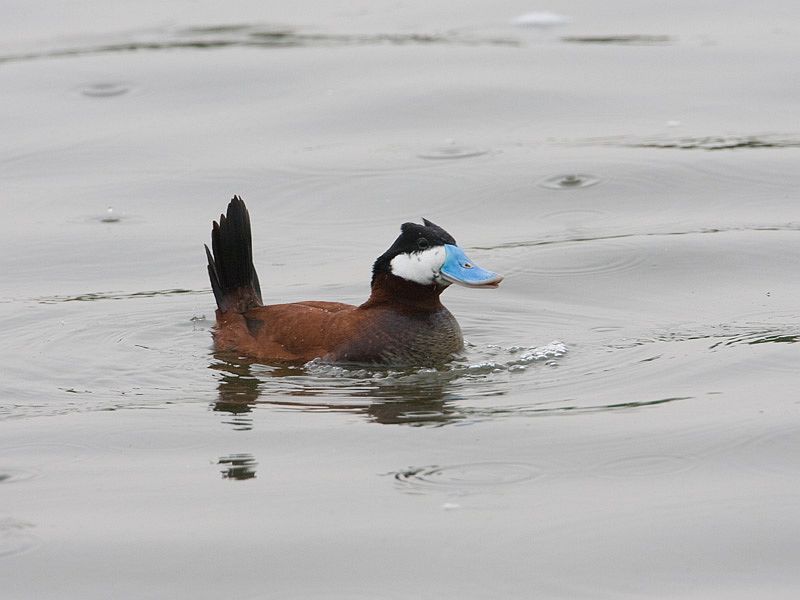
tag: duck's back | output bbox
[213,301,355,362]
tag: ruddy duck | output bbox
[205,196,502,365]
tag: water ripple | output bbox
[473,224,800,251]
[79,82,132,98]
[394,462,542,494]
[0,297,216,419]
[562,35,672,45]
[731,426,800,477]
[461,396,691,419]
[0,518,39,558]
[592,455,695,478]
[0,25,519,64]
[581,133,800,151]
[636,322,800,353]
[709,330,800,348]
[0,468,39,484]
[34,288,207,304]
[509,240,646,277]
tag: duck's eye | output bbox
[417,238,430,250]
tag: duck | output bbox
[205,196,502,365]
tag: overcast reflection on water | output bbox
[2,1,800,598]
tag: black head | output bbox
[372,219,456,285]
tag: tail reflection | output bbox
[210,357,259,431]
[218,453,257,480]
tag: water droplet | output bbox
[394,462,541,493]
[418,140,489,160]
[100,207,121,223]
[80,82,130,98]
[540,173,601,189]
[511,12,571,28]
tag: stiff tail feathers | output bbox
[205,195,263,313]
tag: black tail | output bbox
[205,196,263,313]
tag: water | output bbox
[2,1,800,598]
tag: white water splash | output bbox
[303,341,568,379]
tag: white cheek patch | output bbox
[390,246,446,285]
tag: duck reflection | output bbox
[210,354,463,427]
[218,453,257,480]
[209,360,255,431]
[361,382,462,426]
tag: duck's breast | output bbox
[328,306,463,365]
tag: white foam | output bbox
[514,341,568,364]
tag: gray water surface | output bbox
[2,1,800,598]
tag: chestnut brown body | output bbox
[213,272,463,365]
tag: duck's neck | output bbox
[361,272,445,312]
